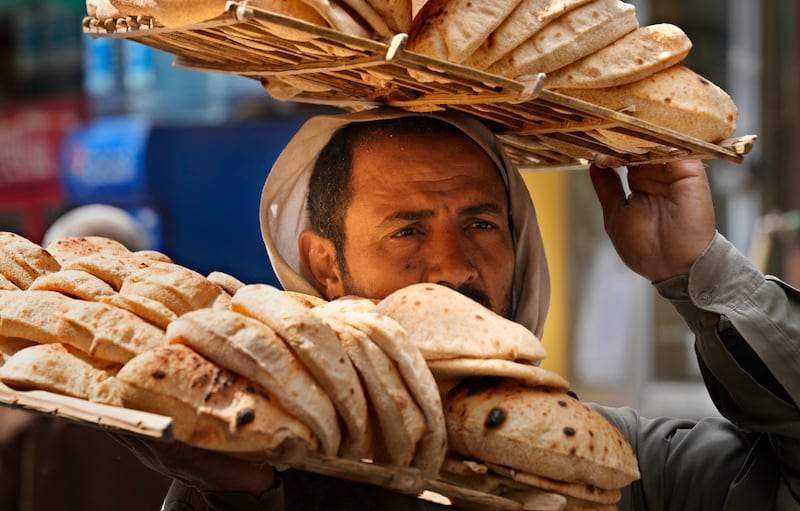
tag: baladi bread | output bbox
[299,0,373,38]
[115,261,229,317]
[116,344,318,454]
[464,0,593,70]
[0,336,37,364]
[406,0,526,64]
[344,311,447,477]
[101,293,178,329]
[374,283,546,363]
[0,343,123,406]
[557,64,738,143]
[365,0,411,34]
[314,309,423,467]
[0,273,20,291]
[444,378,640,490]
[487,0,639,78]
[61,252,158,291]
[45,235,131,265]
[167,307,342,457]
[28,269,117,302]
[0,290,89,347]
[0,232,61,289]
[206,270,245,296]
[231,284,370,460]
[427,358,570,390]
[544,23,692,89]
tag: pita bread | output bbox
[0,273,20,291]
[427,358,570,390]
[28,269,117,302]
[231,284,370,460]
[365,0,411,34]
[487,0,639,78]
[299,0,373,38]
[558,64,738,143]
[131,249,172,263]
[544,24,692,89]
[102,293,178,329]
[0,336,36,364]
[444,378,640,490]
[313,296,377,314]
[58,298,167,363]
[0,343,123,406]
[345,311,447,477]
[61,252,157,291]
[206,270,245,296]
[116,344,318,454]
[486,462,622,505]
[0,232,61,289]
[464,0,593,70]
[0,290,88,347]
[315,310,422,467]
[167,307,342,456]
[45,235,132,265]
[116,261,228,317]
[285,290,329,308]
[407,0,526,64]
[374,283,546,363]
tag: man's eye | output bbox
[392,227,418,238]
[470,220,497,230]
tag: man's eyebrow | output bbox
[459,203,506,217]
[383,210,435,223]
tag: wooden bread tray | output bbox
[0,381,566,510]
[82,1,756,172]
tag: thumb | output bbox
[589,164,626,217]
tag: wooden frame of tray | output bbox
[0,380,567,510]
[82,1,756,172]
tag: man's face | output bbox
[337,129,515,317]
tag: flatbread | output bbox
[544,23,692,89]
[102,293,178,329]
[206,270,245,296]
[0,290,88,347]
[314,309,422,467]
[464,0,593,70]
[116,344,318,454]
[0,273,21,291]
[427,358,570,390]
[299,0,373,38]
[167,307,342,457]
[45,235,132,265]
[406,0,526,64]
[444,378,640,490]
[61,252,157,291]
[365,0,411,34]
[0,232,61,289]
[116,261,229,317]
[346,311,447,477]
[0,343,123,406]
[231,284,370,460]
[285,290,329,309]
[374,283,546,363]
[558,64,738,144]
[0,336,37,364]
[28,269,117,302]
[487,462,622,505]
[487,0,639,78]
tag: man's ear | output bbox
[298,230,345,299]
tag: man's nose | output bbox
[423,232,477,287]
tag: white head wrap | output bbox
[260,108,550,338]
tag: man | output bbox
[140,108,798,510]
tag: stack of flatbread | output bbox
[406,0,737,146]
[0,232,640,507]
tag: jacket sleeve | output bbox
[653,231,800,508]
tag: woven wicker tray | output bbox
[83,1,756,171]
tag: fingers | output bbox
[589,163,627,219]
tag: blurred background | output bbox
[0,0,798,509]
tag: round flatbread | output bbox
[427,358,570,390]
[0,343,122,405]
[167,307,342,456]
[486,462,622,505]
[0,336,37,364]
[0,232,61,289]
[406,0,526,64]
[116,344,318,455]
[444,378,640,490]
[464,0,593,70]
[206,270,245,296]
[231,284,370,460]
[374,283,546,363]
[45,235,132,265]
[487,0,639,78]
[557,64,738,144]
[314,309,422,467]
[102,293,178,329]
[543,23,692,89]
[28,269,117,302]
[61,252,158,291]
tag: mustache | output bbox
[438,281,493,311]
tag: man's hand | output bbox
[589,158,716,283]
[112,433,275,496]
